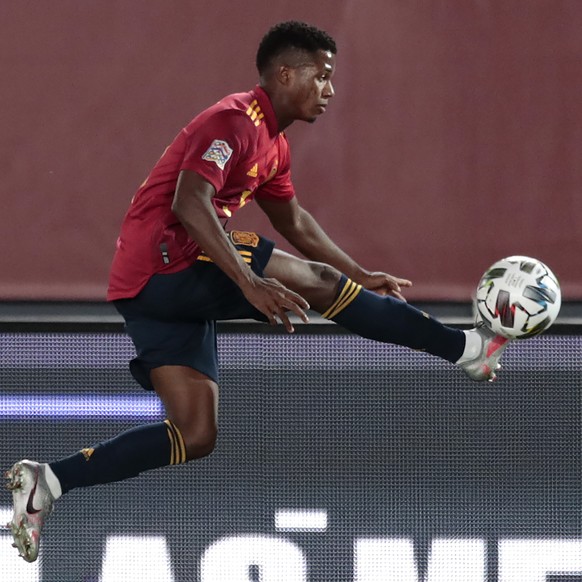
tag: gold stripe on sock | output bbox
[165,420,186,464]
[168,421,187,464]
[325,282,362,320]
[321,279,354,319]
[164,420,177,465]
[321,279,362,319]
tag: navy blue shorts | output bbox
[113,231,274,390]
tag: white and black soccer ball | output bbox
[475,256,561,340]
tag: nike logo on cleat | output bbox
[25,468,41,515]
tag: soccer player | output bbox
[6,21,509,562]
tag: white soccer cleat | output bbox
[5,460,55,562]
[458,323,510,382]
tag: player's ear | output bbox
[276,64,294,87]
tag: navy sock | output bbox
[322,275,465,363]
[49,420,186,494]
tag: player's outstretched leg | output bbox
[323,275,510,382]
[5,460,56,563]
[264,252,510,382]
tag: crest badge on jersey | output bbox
[202,139,233,170]
[230,230,260,247]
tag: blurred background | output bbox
[1,0,580,302]
[1,2,581,581]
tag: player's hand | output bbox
[358,271,412,302]
[241,275,310,333]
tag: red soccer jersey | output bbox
[107,86,294,301]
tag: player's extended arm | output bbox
[257,196,411,300]
[172,170,309,331]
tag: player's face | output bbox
[287,50,336,123]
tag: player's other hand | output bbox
[359,271,412,302]
[241,275,310,333]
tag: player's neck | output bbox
[258,82,295,132]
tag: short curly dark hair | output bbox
[256,21,337,75]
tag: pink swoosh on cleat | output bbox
[486,336,508,357]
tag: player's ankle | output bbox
[455,329,483,365]
[43,464,63,500]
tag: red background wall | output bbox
[2,1,580,300]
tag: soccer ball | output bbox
[475,256,561,339]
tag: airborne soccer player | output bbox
[6,20,509,562]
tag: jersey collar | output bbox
[253,86,280,137]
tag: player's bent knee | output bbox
[313,262,341,287]
[151,366,219,461]
[305,262,341,311]
[181,424,217,461]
